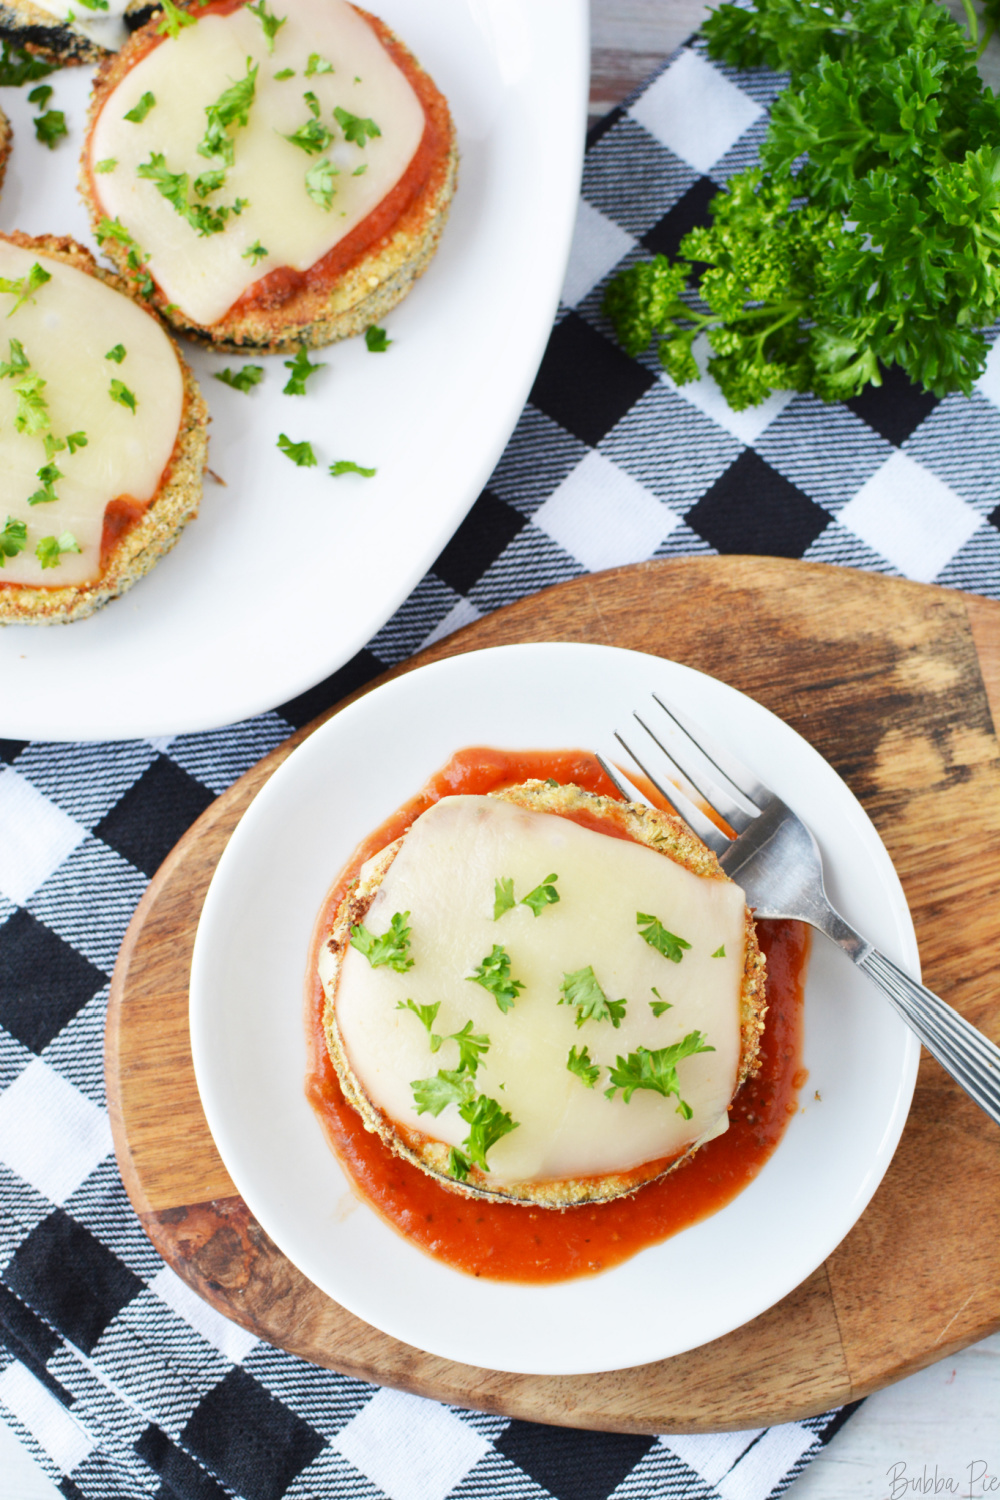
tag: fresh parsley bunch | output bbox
[605,0,1000,408]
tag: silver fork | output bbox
[597,694,1000,1128]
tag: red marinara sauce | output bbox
[304,748,810,1283]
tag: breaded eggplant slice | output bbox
[321,781,767,1207]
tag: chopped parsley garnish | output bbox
[27,84,52,109]
[124,91,156,123]
[447,1148,471,1181]
[0,339,28,378]
[0,41,55,87]
[396,998,442,1051]
[329,460,376,478]
[558,966,627,1029]
[66,431,88,453]
[467,944,524,1014]
[28,462,62,505]
[304,52,333,75]
[35,532,81,569]
[459,1093,518,1172]
[247,0,286,52]
[411,1067,474,1117]
[283,117,332,154]
[334,105,380,146]
[493,877,515,920]
[95,158,117,173]
[242,241,268,264]
[109,379,137,413]
[198,60,258,166]
[155,0,196,38]
[364,324,391,352]
[13,374,50,435]
[304,157,337,211]
[43,434,64,459]
[0,517,27,564]
[352,163,367,176]
[78,0,110,10]
[277,433,317,466]
[567,1045,601,1088]
[95,219,155,299]
[282,345,324,395]
[105,344,127,364]
[604,1031,715,1116]
[0,262,52,316]
[521,873,559,918]
[214,364,264,392]
[636,912,692,964]
[712,945,726,958]
[649,986,672,1018]
[349,910,413,971]
[193,168,226,197]
[303,89,320,118]
[274,67,294,80]
[139,152,247,236]
[447,1020,490,1074]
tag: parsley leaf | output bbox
[521,873,559,918]
[649,986,672,1018]
[447,1020,490,1074]
[13,374,50,435]
[242,241,268,264]
[492,877,515,920]
[305,157,337,210]
[155,0,196,39]
[349,910,414,971]
[467,944,524,1014]
[0,516,27,564]
[277,433,317,466]
[364,324,391,352]
[95,158,117,173]
[305,52,333,75]
[712,945,726,958]
[27,84,52,108]
[567,1044,601,1088]
[283,117,332,154]
[109,379,137,413]
[637,912,691,963]
[558,966,627,1029]
[198,60,257,166]
[247,0,285,52]
[395,998,442,1052]
[95,220,155,299]
[604,1031,715,1115]
[66,431,88,453]
[0,339,29,378]
[43,435,64,459]
[274,67,294,80]
[35,532,81,569]
[334,105,380,146]
[214,365,264,392]
[282,346,324,395]
[411,1067,475,1117]
[0,262,51,316]
[124,91,156,123]
[329,460,376,477]
[28,461,62,506]
[193,169,226,197]
[0,41,54,87]
[105,344,127,364]
[447,1147,471,1181]
[303,89,320,118]
[458,1093,518,1172]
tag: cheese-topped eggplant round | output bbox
[0,233,207,624]
[319,782,767,1206]
[81,0,457,351]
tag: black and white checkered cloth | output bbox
[2,34,997,1500]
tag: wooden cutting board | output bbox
[105,556,1000,1434]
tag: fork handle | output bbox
[847,943,1000,1126]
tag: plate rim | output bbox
[189,640,921,1375]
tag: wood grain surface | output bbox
[106,556,1000,1434]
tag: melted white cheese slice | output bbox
[0,242,184,588]
[88,0,426,327]
[326,795,748,1186]
[28,0,130,51]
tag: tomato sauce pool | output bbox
[304,748,809,1283]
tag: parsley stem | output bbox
[960,0,979,46]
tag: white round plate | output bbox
[0,2,587,741]
[189,642,920,1376]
